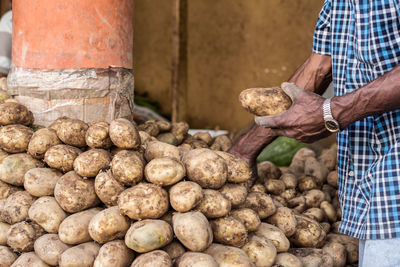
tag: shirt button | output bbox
[349,171,354,176]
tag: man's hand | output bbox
[255,82,331,143]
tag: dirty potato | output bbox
[111,150,143,186]
[172,211,213,252]
[242,235,277,267]
[28,196,67,233]
[175,252,218,267]
[239,87,292,116]
[289,215,326,248]
[255,223,290,253]
[85,121,113,149]
[118,183,169,220]
[24,168,62,197]
[196,189,231,219]
[145,157,185,186]
[94,170,126,207]
[27,128,61,159]
[162,241,186,259]
[211,216,248,247]
[219,183,248,207]
[230,208,261,232]
[56,118,88,148]
[2,191,36,224]
[34,234,70,266]
[9,252,49,267]
[266,207,297,237]
[169,181,203,213]
[88,206,130,244]
[109,118,141,149]
[93,240,134,267]
[0,125,33,153]
[205,243,254,267]
[241,191,276,219]
[73,149,111,177]
[130,250,172,267]
[58,242,100,267]
[54,171,100,213]
[183,148,228,189]
[0,245,17,267]
[7,221,45,252]
[125,219,173,253]
[44,145,82,173]
[0,102,33,126]
[145,140,181,161]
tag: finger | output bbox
[254,115,280,128]
[281,82,304,100]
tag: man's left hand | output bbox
[255,82,331,143]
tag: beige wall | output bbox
[134,0,324,132]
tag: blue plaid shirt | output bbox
[313,0,400,239]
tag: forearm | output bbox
[332,64,400,129]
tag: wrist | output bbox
[330,94,356,129]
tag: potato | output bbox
[85,121,113,149]
[297,175,318,192]
[7,221,45,252]
[183,135,209,149]
[183,148,227,189]
[34,234,70,266]
[327,170,338,188]
[193,132,213,145]
[219,183,248,207]
[320,222,331,233]
[44,145,82,173]
[280,188,297,201]
[109,118,141,149]
[239,87,292,116]
[2,191,36,224]
[169,181,203,212]
[265,179,286,195]
[125,219,173,253]
[171,122,189,144]
[257,161,281,181]
[88,206,130,243]
[344,242,358,264]
[59,242,100,267]
[0,245,18,267]
[138,121,160,137]
[205,243,255,267]
[320,201,337,223]
[58,208,102,245]
[176,252,218,267]
[48,117,70,132]
[93,240,134,267]
[153,120,170,132]
[24,168,62,197]
[319,147,337,171]
[56,118,88,148]
[211,216,247,247]
[322,242,346,267]
[288,148,316,176]
[27,128,61,159]
[231,208,261,232]
[289,248,334,267]
[157,132,178,146]
[0,222,10,245]
[325,233,359,247]
[274,252,303,267]
[0,102,33,126]
[242,235,276,267]
[215,151,251,183]
[145,141,180,161]
[162,241,186,259]
[210,135,232,152]
[304,189,326,208]
[172,211,213,252]
[145,157,185,186]
[28,196,67,233]
[280,173,298,189]
[54,171,100,213]
[302,208,325,222]
[94,170,126,206]
[118,183,169,220]
[0,180,20,199]
[130,250,172,267]
[0,153,43,186]
[304,157,329,185]
[255,223,290,252]
[241,191,276,219]
[73,149,111,177]
[10,252,50,267]
[196,189,231,218]
[250,183,266,193]
[266,207,297,237]
[289,215,326,248]
[111,150,144,186]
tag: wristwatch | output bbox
[322,98,340,133]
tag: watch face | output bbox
[325,120,340,133]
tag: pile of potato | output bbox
[0,100,358,267]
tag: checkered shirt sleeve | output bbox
[312,0,331,56]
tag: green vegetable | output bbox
[257,136,306,166]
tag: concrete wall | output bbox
[134,0,324,132]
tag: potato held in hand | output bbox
[239,87,292,116]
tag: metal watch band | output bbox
[323,98,340,132]
[323,98,333,120]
